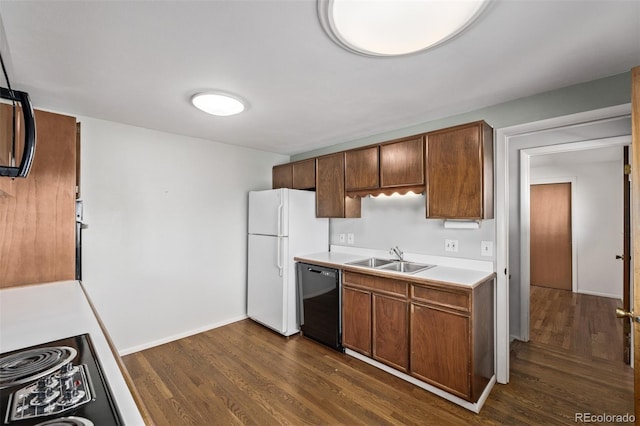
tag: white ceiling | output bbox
[0,0,638,156]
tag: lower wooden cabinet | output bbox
[410,303,470,398]
[373,294,409,372]
[342,286,372,356]
[342,270,494,403]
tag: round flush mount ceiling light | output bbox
[318,0,489,57]
[191,92,246,116]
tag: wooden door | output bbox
[623,146,631,364]
[530,183,572,291]
[272,163,292,189]
[372,294,408,372]
[425,121,493,219]
[379,136,424,188]
[630,65,640,419]
[292,158,315,190]
[0,109,77,288]
[410,303,471,399]
[345,146,379,192]
[342,286,372,356]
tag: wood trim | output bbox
[623,145,631,365]
[630,64,640,419]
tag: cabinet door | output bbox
[292,159,316,190]
[380,136,424,188]
[272,163,292,189]
[342,286,372,356]
[0,109,77,288]
[426,121,493,219]
[373,294,408,372]
[345,146,379,192]
[316,153,361,218]
[410,303,471,400]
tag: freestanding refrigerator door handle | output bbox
[277,199,284,237]
[277,237,283,277]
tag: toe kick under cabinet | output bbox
[342,270,494,403]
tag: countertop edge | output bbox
[294,254,496,289]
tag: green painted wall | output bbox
[291,71,631,161]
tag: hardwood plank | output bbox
[124,317,633,425]
[530,285,623,362]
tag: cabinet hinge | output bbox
[624,164,631,175]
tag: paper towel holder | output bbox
[443,219,481,229]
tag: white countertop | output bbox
[295,247,495,288]
[0,280,145,425]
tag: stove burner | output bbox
[34,417,94,426]
[0,347,77,389]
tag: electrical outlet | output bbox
[445,239,459,253]
[347,233,355,245]
[481,241,493,257]
[339,233,346,243]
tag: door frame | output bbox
[519,137,629,342]
[495,103,631,384]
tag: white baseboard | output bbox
[577,289,622,300]
[118,315,248,356]
[345,349,496,413]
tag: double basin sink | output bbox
[346,257,435,275]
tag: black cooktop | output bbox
[0,334,123,426]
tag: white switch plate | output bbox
[445,239,459,252]
[347,233,355,245]
[481,241,493,257]
[339,233,346,243]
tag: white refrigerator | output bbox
[247,188,329,336]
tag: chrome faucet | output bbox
[390,246,404,262]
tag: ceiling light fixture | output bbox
[318,0,489,57]
[191,92,246,116]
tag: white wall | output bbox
[78,116,288,354]
[330,194,495,261]
[530,160,623,299]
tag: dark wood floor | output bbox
[529,285,624,362]
[123,315,633,425]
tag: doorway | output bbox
[494,104,632,384]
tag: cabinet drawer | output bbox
[411,285,470,312]
[343,271,408,298]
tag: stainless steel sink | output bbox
[346,258,435,275]
[347,257,394,268]
[378,261,435,274]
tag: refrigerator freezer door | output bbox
[247,234,292,334]
[248,189,289,236]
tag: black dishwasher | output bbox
[297,262,343,352]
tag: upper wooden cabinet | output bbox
[425,121,493,219]
[316,153,361,218]
[380,136,425,189]
[292,158,316,189]
[272,163,292,189]
[1,109,77,288]
[345,146,379,192]
[272,159,316,190]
